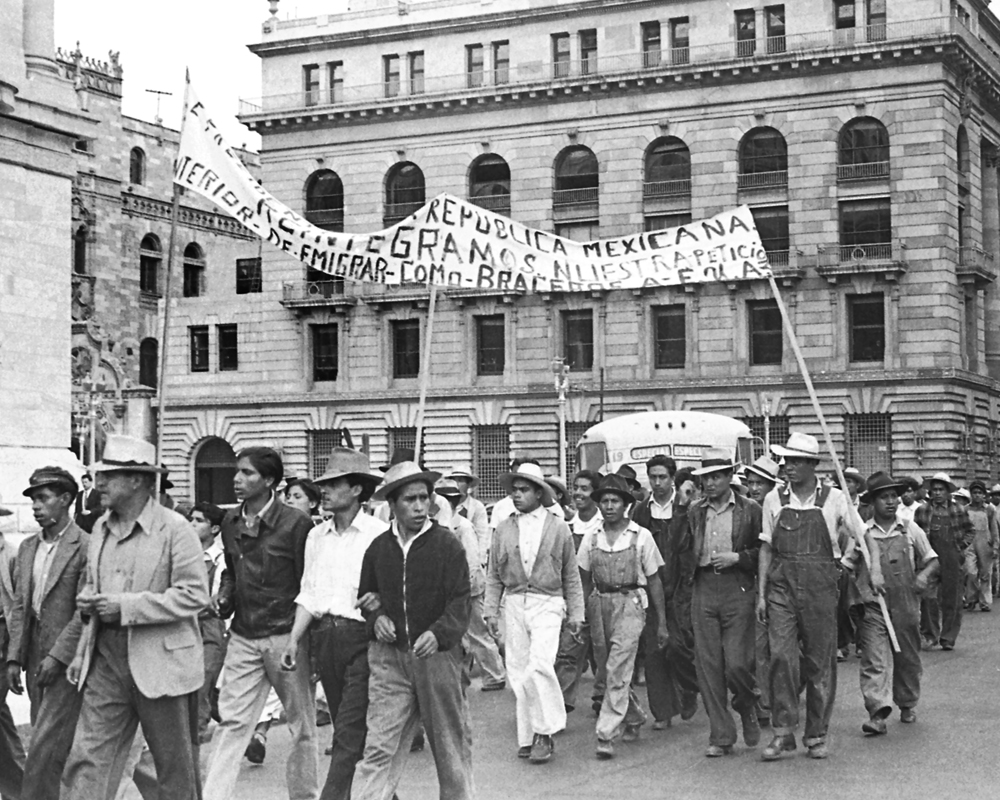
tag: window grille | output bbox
[309,429,345,479]
[844,413,892,476]
[388,426,423,460]
[473,424,511,501]
[743,415,790,460]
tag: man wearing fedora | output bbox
[448,467,489,562]
[843,473,939,735]
[490,458,565,533]
[277,447,385,800]
[687,449,763,757]
[61,434,209,800]
[963,480,997,613]
[0,496,26,800]
[6,467,88,800]
[484,462,584,764]
[351,461,473,800]
[915,473,974,651]
[578,474,668,759]
[756,432,878,761]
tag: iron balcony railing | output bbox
[737,170,788,190]
[959,246,996,269]
[642,179,692,199]
[468,194,511,213]
[552,186,598,207]
[839,242,894,262]
[837,161,890,182]
[383,201,425,224]
[282,280,347,303]
[765,249,790,267]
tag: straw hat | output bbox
[744,456,783,485]
[924,472,957,493]
[859,472,908,505]
[434,478,463,499]
[591,474,636,505]
[843,467,865,486]
[314,447,380,487]
[499,463,554,506]
[953,487,971,503]
[372,461,441,503]
[771,432,821,461]
[92,435,166,474]
[447,466,479,489]
[692,447,737,477]
[544,475,569,501]
[0,494,11,517]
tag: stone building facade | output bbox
[163,0,1000,503]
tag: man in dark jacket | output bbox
[352,461,473,800]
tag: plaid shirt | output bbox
[913,501,974,551]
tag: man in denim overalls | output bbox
[756,433,878,761]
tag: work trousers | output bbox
[61,628,199,800]
[0,654,25,800]
[203,632,318,800]
[590,591,647,741]
[314,618,370,800]
[921,526,965,648]
[198,616,228,736]
[465,594,506,688]
[964,542,994,611]
[504,593,566,746]
[351,641,474,800]
[554,619,590,709]
[644,590,699,724]
[859,601,922,716]
[691,570,758,747]
[755,616,770,719]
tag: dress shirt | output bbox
[99,498,158,594]
[576,521,664,585]
[699,492,736,567]
[32,522,70,614]
[393,517,433,558]
[517,505,548,576]
[203,538,226,598]
[761,484,854,558]
[490,494,564,532]
[649,494,674,521]
[897,502,916,524]
[296,510,388,621]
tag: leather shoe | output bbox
[517,745,532,759]
[680,693,699,721]
[808,742,829,759]
[245,732,266,764]
[622,724,640,743]
[760,733,796,761]
[705,744,733,757]
[595,739,615,759]
[529,733,553,764]
[900,708,917,724]
[862,716,887,736]
[652,719,670,731]
[481,681,506,692]
[741,711,761,747]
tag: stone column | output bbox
[23,0,58,74]
[982,148,1000,378]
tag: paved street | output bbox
[107,608,998,800]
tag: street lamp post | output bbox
[762,393,771,454]
[552,358,570,479]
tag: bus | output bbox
[576,411,756,488]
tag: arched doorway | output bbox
[194,437,237,505]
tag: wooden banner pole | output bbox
[413,281,438,465]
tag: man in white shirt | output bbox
[489,458,565,533]
[280,448,385,800]
[448,467,490,565]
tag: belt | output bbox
[100,620,126,632]
[696,564,733,575]
[315,615,366,629]
[594,584,642,595]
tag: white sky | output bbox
[56,0,1000,154]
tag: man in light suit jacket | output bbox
[6,467,89,800]
[0,498,25,800]
[61,435,209,800]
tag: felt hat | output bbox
[744,456,783,486]
[315,447,380,487]
[379,448,416,473]
[615,464,642,492]
[446,466,479,489]
[859,472,909,505]
[843,467,865,486]
[692,447,737,477]
[499,463,554,506]
[771,432,821,461]
[92,435,166,474]
[22,466,78,498]
[372,461,442,503]
[591,474,636,505]
[969,479,988,494]
[434,478,463,499]
[924,472,957,493]
[902,476,923,492]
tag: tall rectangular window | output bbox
[466,44,484,87]
[182,263,204,298]
[849,293,885,362]
[749,300,782,366]
[236,257,262,294]
[218,324,238,372]
[580,29,598,75]
[840,198,891,260]
[476,315,505,375]
[408,51,424,94]
[139,252,159,295]
[552,33,571,78]
[312,323,339,381]
[304,63,320,105]
[867,0,886,39]
[392,319,420,378]
[736,9,757,56]
[765,5,786,53]
[309,429,345,478]
[653,305,685,369]
[189,326,209,373]
[383,54,400,97]
[750,206,790,264]
[328,61,344,103]
[564,310,594,371]
[492,40,510,84]
[473,424,511,501]
[845,413,892,475]
[645,212,693,232]
[835,0,856,29]
[670,17,690,64]
[641,21,661,67]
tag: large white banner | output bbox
[175,82,773,291]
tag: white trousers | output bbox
[504,593,567,747]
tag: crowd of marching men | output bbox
[0,429,995,800]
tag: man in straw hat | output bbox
[61,435,209,799]
[278,447,385,800]
[0,495,26,800]
[756,432,880,761]
[687,449,763,757]
[578,474,669,759]
[6,467,88,800]
[963,480,997,613]
[843,472,939,735]
[447,466,489,562]
[351,461,474,800]
[915,473,973,651]
[484,462,584,764]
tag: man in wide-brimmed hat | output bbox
[484,462,583,764]
[963,479,998,613]
[6,467,88,800]
[578,474,668,760]
[914,472,973,651]
[489,458,565,532]
[447,466,489,566]
[756,432,877,762]
[277,447,386,800]
[686,449,762,757]
[352,462,473,800]
[843,472,939,735]
[62,435,208,800]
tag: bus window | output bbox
[578,441,607,472]
[738,437,756,465]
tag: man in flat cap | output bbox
[6,467,88,800]
[0,496,25,800]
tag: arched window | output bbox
[194,437,238,505]
[838,117,889,180]
[738,127,787,189]
[139,338,158,388]
[182,243,205,298]
[139,234,161,295]
[643,137,691,198]
[554,146,599,207]
[384,162,425,225]
[304,169,345,232]
[73,225,88,275]
[130,147,146,185]
[468,154,511,214]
